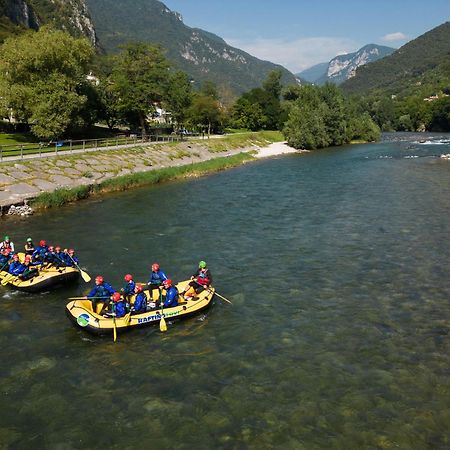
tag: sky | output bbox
[162,0,450,73]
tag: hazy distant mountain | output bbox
[342,22,450,95]
[298,44,395,85]
[85,0,298,96]
[296,62,328,83]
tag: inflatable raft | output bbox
[65,280,215,335]
[0,265,79,292]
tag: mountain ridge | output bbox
[297,44,395,85]
[342,22,450,95]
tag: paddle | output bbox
[68,296,111,301]
[113,312,117,342]
[68,254,91,283]
[191,280,233,305]
[159,287,167,332]
[209,289,233,305]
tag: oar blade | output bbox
[160,316,167,332]
[113,318,117,342]
[80,270,91,283]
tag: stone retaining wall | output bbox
[0,141,254,215]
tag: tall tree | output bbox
[0,26,94,139]
[164,71,193,130]
[187,95,222,136]
[111,42,170,137]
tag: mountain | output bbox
[0,0,96,44]
[85,0,298,96]
[342,22,450,95]
[296,62,328,83]
[298,44,395,85]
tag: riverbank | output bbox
[0,132,298,215]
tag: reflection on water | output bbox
[0,133,449,448]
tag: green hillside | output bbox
[342,22,450,97]
[85,0,297,96]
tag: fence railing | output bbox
[0,133,188,161]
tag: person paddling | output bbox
[132,284,147,313]
[63,248,79,267]
[162,279,179,307]
[8,254,25,276]
[32,240,48,262]
[182,260,212,299]
[19,255,40,280]
[121,274,136,298]
[87,275,116,313]
[147,263,168,301]
[0,236,15,254]
[0,249,12,272]
[110,292,127,318]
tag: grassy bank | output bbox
[31,152,255,210]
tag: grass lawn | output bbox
[0,133,38,146]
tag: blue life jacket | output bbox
[122,280,136,295]
[87,282,116,299]
[114,301,127,318]
[149,269,168,285]
[32,245,48,261]
[133,292,147,312]
[9,261,25,275]
[164,286,179,307]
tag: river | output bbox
[1,133,449,449]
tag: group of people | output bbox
[0,235,80,280]
[87,260,213,318]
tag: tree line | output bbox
[7,26,445,150]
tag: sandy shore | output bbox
[255,141,305,158]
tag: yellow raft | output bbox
[0,265,80,292]
[65,280,215,336]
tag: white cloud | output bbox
[381,32,408,42]
[225,36,359,73]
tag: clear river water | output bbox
[0,133,449,449]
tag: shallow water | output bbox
[1,133,449,449]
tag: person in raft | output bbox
[32,240,48,262]
[182,260,212,299]
[147,263,168,301]
[8,254,25,276]
[52,246,66,267]
[121,274,136,300]
[132,283,147,313]
[0,248,12,272]
[24,238,35,256]
[162,279,179,307]
[87,275,116,313]
[63,248,79,267]
[19,255,40,280]
[0,236,15,254]
[110,292,127,318]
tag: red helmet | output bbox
[135,283,143,292]
[55,246,61,251]
[112,292,121,302]
[39,240,46,247]
[12,254,19,261]
[124,274,133,281]
[95,275,104,284]
[162,279,172,288]
[48,246,54,251]
[24,255,32,262]
[151,263,160,271]
[68,249,74,255]
[4,248,11,255]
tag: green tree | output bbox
[429,97,450,131]
[0,26,94,139]
[164,71,193,130]
[111,42,170,137]
[187,95,222,136]
[230,97,267,131]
